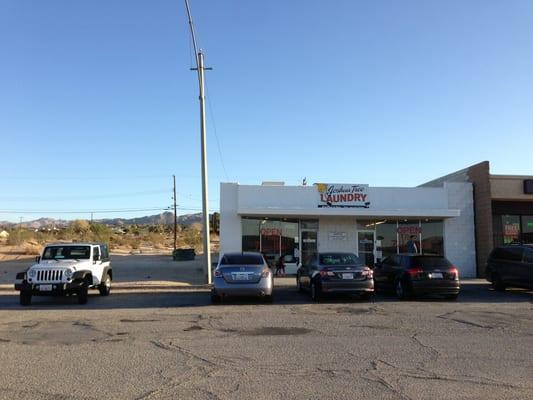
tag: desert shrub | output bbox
[71,220,91,235]
[180,227,202,250]
[23,242,42,255]
[7,229,35,246]
[90,223,112,243]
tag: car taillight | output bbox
[361,267,373,279]
[214,270,223,278]
[407,267,424,278]
[319,270,335,277]
[261,269,271,278]
[449,267,459,280]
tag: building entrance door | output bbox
[301,231,317,266]
[357,231,375,266]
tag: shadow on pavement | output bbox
[0,282,531,310]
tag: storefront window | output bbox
[398,220,421,253]
[241,218,261,252]
[421,220,444,255]
[375,220,398,258]
[502,215,520,244]
[242,218,299,267]
[521,215,533,244]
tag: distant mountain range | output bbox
[0,212,205,229]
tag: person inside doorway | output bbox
[275,256,286,277]
[406,235,418,253]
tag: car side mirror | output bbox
[93,254,100,262]
[35,256,41,263]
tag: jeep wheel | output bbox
[78,285,88,305]
[98,273,111,296]
[20,291,32,306]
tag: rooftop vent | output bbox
[261,181,285,186]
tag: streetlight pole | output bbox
[185,0,212,284]
[197,51,212,284]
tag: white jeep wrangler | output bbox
[15,242,112,305]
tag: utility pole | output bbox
[185,0,212,284]
[173,174,178,251]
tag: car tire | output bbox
[210,290,221,304]
[98,273,111,296]
[311,280,321,302]
[492,274,506,292]
[446,293,459,301]
[360,292,373,301]
[77,284,89,305]
[20,290,32,306]
[264,294,274,303]
[395,279,411,300]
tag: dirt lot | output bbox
[0,253,207,287]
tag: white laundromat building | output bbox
[219,181,477,277]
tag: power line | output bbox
[0,174,174,181]
[204,83,230,181]
[0,189,170,201]
[0,207,170,215]
[0,206,217,215]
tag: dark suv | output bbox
[374,254,460,300]
[486,245,533,291]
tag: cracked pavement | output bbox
[0,283,531,399]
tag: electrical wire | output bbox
[205,83,230,181]
[0,190,171,202]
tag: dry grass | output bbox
[23,242,42,255]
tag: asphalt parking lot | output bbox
[0,281,532,400]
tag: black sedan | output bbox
[296,252,374,301]
[373,254,460,300]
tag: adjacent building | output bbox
[219,162,532,279]
[421,161,533,277]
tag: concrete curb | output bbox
[0,283,211,292]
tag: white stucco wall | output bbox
[443,182,477,277]
[220,181,476,277]
[220,183,242,255]
[317,217,358,253]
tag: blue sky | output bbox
[1,0,532,223]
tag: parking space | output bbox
[0,282,532,400]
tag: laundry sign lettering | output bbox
[315,183,370,208]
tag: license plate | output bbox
[342,273,354,280]
[234,273,249,281]
[39,284,53,291]
[430,272,443,279]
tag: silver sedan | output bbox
[211,252,273,303]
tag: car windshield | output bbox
[42,246,91,260]
[413,256,452,268]
[319,253,363,266]
[220,254,264,265]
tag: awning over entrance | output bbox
[238,208,460,219]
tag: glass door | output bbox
[357,231,375,266]
[301,231,317,267]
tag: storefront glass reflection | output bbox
[502,215,521,244]
[398,220,421,253]
[241,218,299,267]
[375,220,398,258]
[421,220,444,255]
